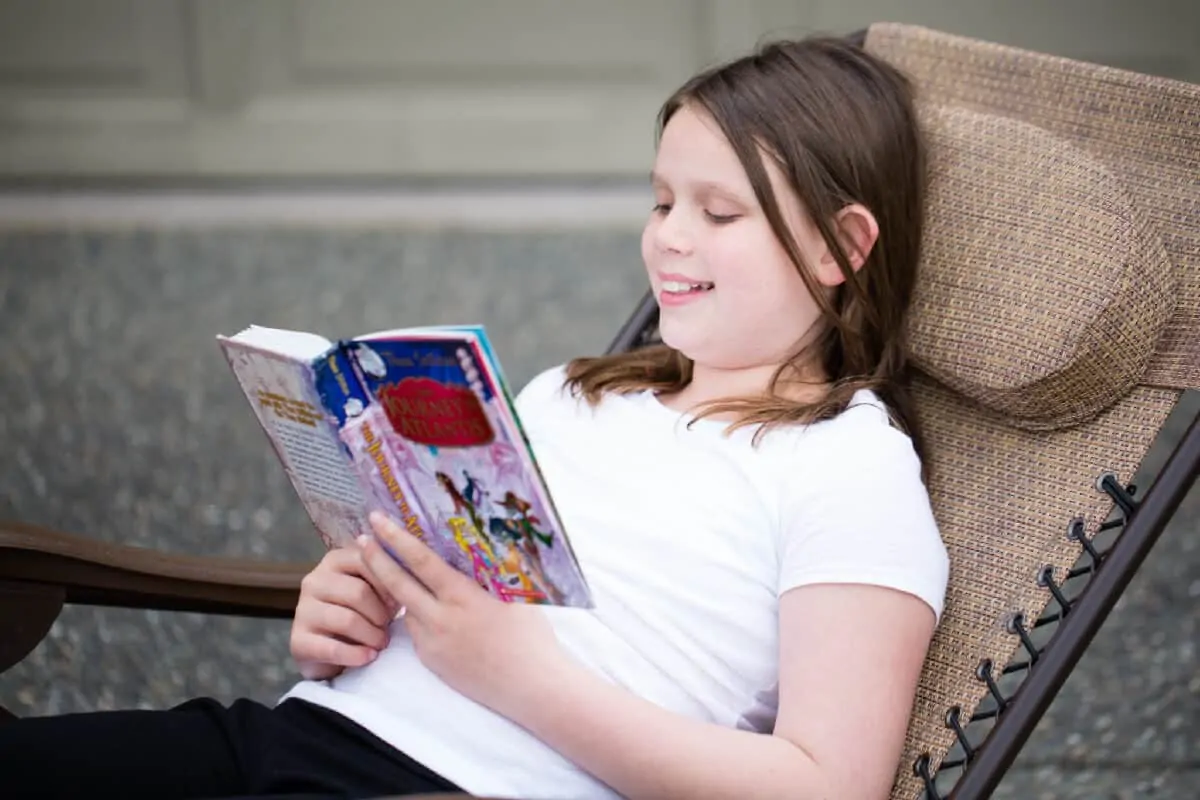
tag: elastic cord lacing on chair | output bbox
[913,473,1139,799]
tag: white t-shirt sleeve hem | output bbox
[779,565,946,623]
[774,402,949,628]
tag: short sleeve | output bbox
[776,409,949,622]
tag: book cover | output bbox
[347,330,591,608]
[218,324,592,609]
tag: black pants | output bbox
[0,696,464,799]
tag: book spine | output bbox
[335,342,437,544]
[339,406,435,542]
[312,346,370,426]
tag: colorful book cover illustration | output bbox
[217,325,592,609]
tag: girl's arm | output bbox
[359,512,938,800]
[500,582,937,800]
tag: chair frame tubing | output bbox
[946,413,1200,798]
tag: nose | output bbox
[652,206,692,255]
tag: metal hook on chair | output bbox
[912,753,943,800]
[945,706,975,764]
[1095,472,1139,521]
[1006,613,1039,666]
[976,658,1008,714]
[1038,565,1071,617]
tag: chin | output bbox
[659,327,773,374]
[657,322,696,354]
[658,326,713,366]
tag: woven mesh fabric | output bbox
[861,24,1200,797]
[911,104,1173,428]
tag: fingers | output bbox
[306,568,394,630]
[329,600,391,649]
[291,630,380,673]
[344,550,405,620]
[358,528,438,621]
[290,591,389,675]
[366,511,463,599]
[297,660,343,682]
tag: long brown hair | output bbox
[565,36,928,463]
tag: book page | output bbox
[220,342,370,548]
[266,400,364,506]
[221,325,334,361]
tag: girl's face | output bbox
[642,104,832,378]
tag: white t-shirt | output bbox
[283,365,949,799]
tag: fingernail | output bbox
[371,510,402,533]
[356,534,370,548]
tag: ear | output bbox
[814,203,879,287]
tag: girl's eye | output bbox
[705,210,740,224]
[652,203,672,215]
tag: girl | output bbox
[4,34,949,800]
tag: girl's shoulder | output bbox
[754,388,922,484]
[832,389,910,445]
[761,388,908,449]
[513,364,576,416]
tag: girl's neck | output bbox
[657,360,830,418]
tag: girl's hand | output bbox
[290,544,401,681]
[359,511,565,716]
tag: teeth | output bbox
[662,280,713,292]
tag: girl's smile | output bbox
[657,272,715,306]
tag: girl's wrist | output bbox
[494,644,586,727]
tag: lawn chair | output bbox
[2,22,1198,800]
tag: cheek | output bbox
[640,223,659,274]
[713,236,821,334]
[708,231,800,300]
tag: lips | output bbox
[656,273,714,307]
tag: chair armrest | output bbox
[0,520,312,676]
[0,520,310,618]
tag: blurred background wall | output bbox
[0,0,1197,183]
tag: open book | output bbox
[217,324,592,608]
